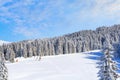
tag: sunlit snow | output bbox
[6,50,102,80]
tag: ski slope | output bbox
[6,50,101,80]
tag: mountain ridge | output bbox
[0,40,10,45]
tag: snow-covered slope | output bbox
[6,50,101,80]
[0,40,10,45]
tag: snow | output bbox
[6,50,101,80]
[0,40,10,45]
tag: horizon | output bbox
[0,0,120,42]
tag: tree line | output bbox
[1,24,120,62]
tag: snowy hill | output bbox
[0,40,10,45]
[6,50,101,80]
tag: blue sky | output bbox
[0,0,120,42]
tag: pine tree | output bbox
[0,51,8,80]
[1,25,120,59]
[9,49,15,63]
[113,43,120,58]
[98,48,119,80]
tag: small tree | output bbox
[98,48,119,80]
[0,51,8,80]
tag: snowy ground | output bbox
[6,50,101,80]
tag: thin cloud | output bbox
[14,26,42,38]
[91,0,120,17]
[63,0,120,28]
[0,0,120,39]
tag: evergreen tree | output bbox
[113,43,120,58]
[9,49,15,63]
[0,51,8,80]
[6,48,15,63]
[98,48,119,80]
[1,24,120,61]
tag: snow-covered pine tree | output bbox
[113,43,120,58]
[0,51,8,80]
[98,48,119,80]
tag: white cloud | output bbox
[0,0,53,38]
[0,0,120,39]
[63,0,120,29]
[91,0,120,17]
[14,26,42,38]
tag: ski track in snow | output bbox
[6,50,101,80]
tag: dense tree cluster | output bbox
[1,25,120,62]
[0,51,8,80]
